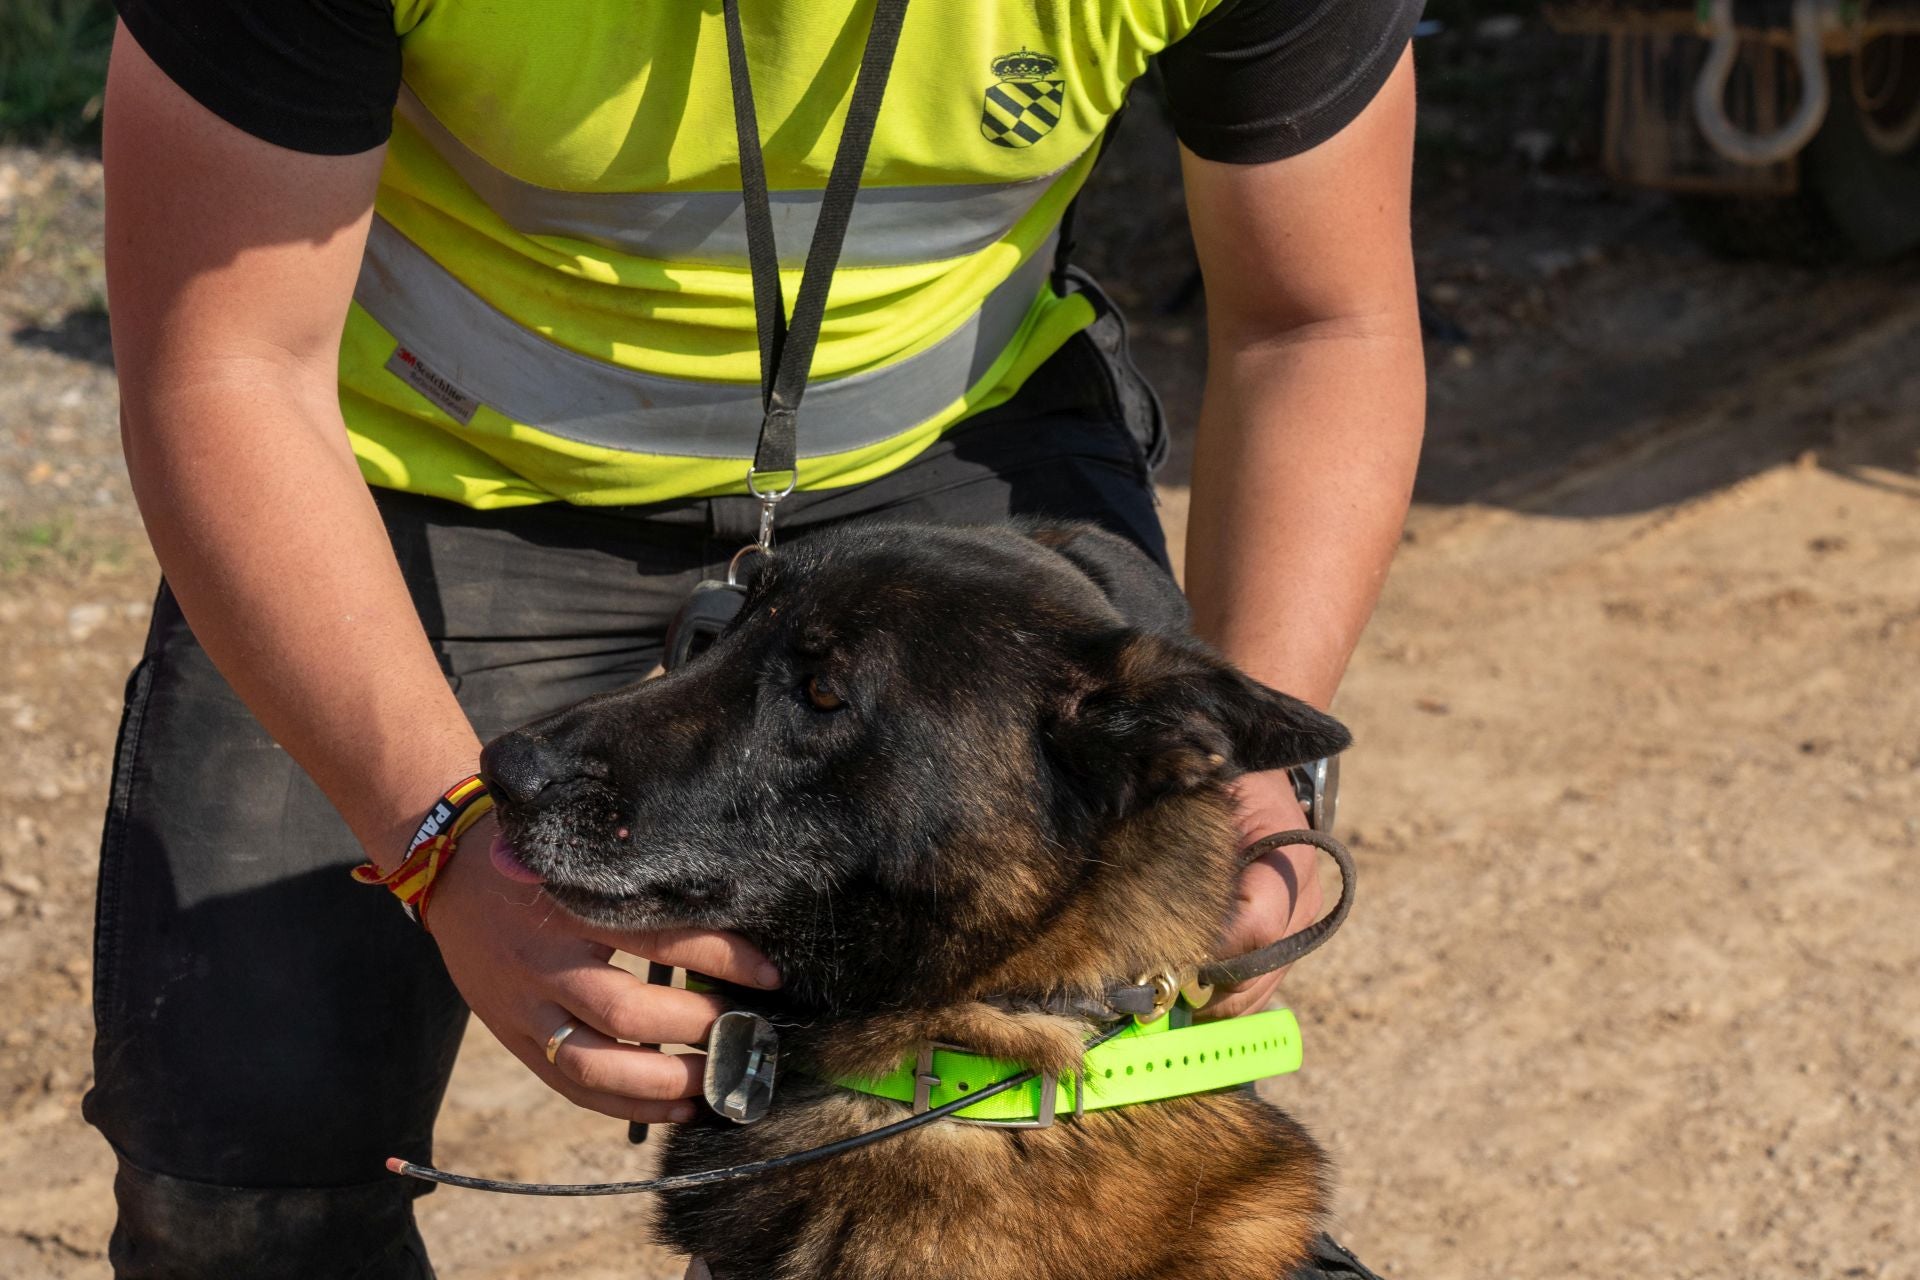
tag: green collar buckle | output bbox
[833,1006,1304,1129]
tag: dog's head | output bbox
[481,522,1348,1014]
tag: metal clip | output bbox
[743,460,798,555]
[1289,756,1340,834]
[1180,972,1215,1012]
[1134,968,1183,1025]
[755,493,779,551]
[702,1011,780,1125]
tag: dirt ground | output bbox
[3,35,1918,1278]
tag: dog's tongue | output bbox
[489,833,546,885]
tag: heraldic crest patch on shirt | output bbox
[981,48,1065,148]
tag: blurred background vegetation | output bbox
[0,0,115,144]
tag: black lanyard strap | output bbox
[721,0,912,495]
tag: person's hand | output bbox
[423,812,782,1123]
[1199,768,1321,1020]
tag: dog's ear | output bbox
[1052,630,1351,813]
[1022,521,1191,636]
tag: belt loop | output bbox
[911,1044,940,1114]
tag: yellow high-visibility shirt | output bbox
[118,0,1421,508]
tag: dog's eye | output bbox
[804,675,846,712]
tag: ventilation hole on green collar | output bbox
[957,1081,970,1092]
[1104,1068,1113,1079]
[1145,1061,1154,1072]
[1182,1056,1190,1065]
[1164,1059,1172,1069]
[1125,1065,1134,1076]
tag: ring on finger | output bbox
[544,1017,584,1065]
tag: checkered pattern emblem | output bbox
[981,49,1064,149]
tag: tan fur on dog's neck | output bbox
[663,782,1329,1280]
[803,790,1244,1082]
[978,789,1242,997]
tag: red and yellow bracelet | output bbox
[351,774,494,926]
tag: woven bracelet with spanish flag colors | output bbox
[351,774,494,926]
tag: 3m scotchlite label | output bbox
[383,346,481,425]
[397,85,1069,268]
[354,216,1056,457]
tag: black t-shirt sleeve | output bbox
[115,0,401,155]
[1160,0,1423,164]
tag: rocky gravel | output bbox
[1,146,133,571]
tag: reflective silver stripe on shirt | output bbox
[353,216,1057,458]
[396,85,1068,268]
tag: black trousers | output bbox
[85,300,1382,1279]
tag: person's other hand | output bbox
[424,813,781,1123]
[1200,769,1320,1020]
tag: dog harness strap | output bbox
[722,0,912,483]
[834,1008,1304,1124]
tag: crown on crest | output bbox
[991,48,1058,80]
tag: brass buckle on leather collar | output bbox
[1133,966,1212,1024]
[911,1042,1061,1129]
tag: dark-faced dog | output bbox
[480,521,1351,1280]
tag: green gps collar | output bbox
[831,1007,1303,1128]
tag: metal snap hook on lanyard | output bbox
[730,457,794,588]
[744,453,797,555]
[661,0,910,674]
[720,0,910,555]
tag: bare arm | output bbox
[105,23,775,1119]
[1181,51,1425,1015]
[105,22,475,862]
[1183,49,1425,707]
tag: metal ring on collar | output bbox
[1131,968,1183,1025]
[544,1018,584,1065]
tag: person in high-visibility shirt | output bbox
[91,1,1426,1275]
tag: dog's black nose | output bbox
[480,731,582,807]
